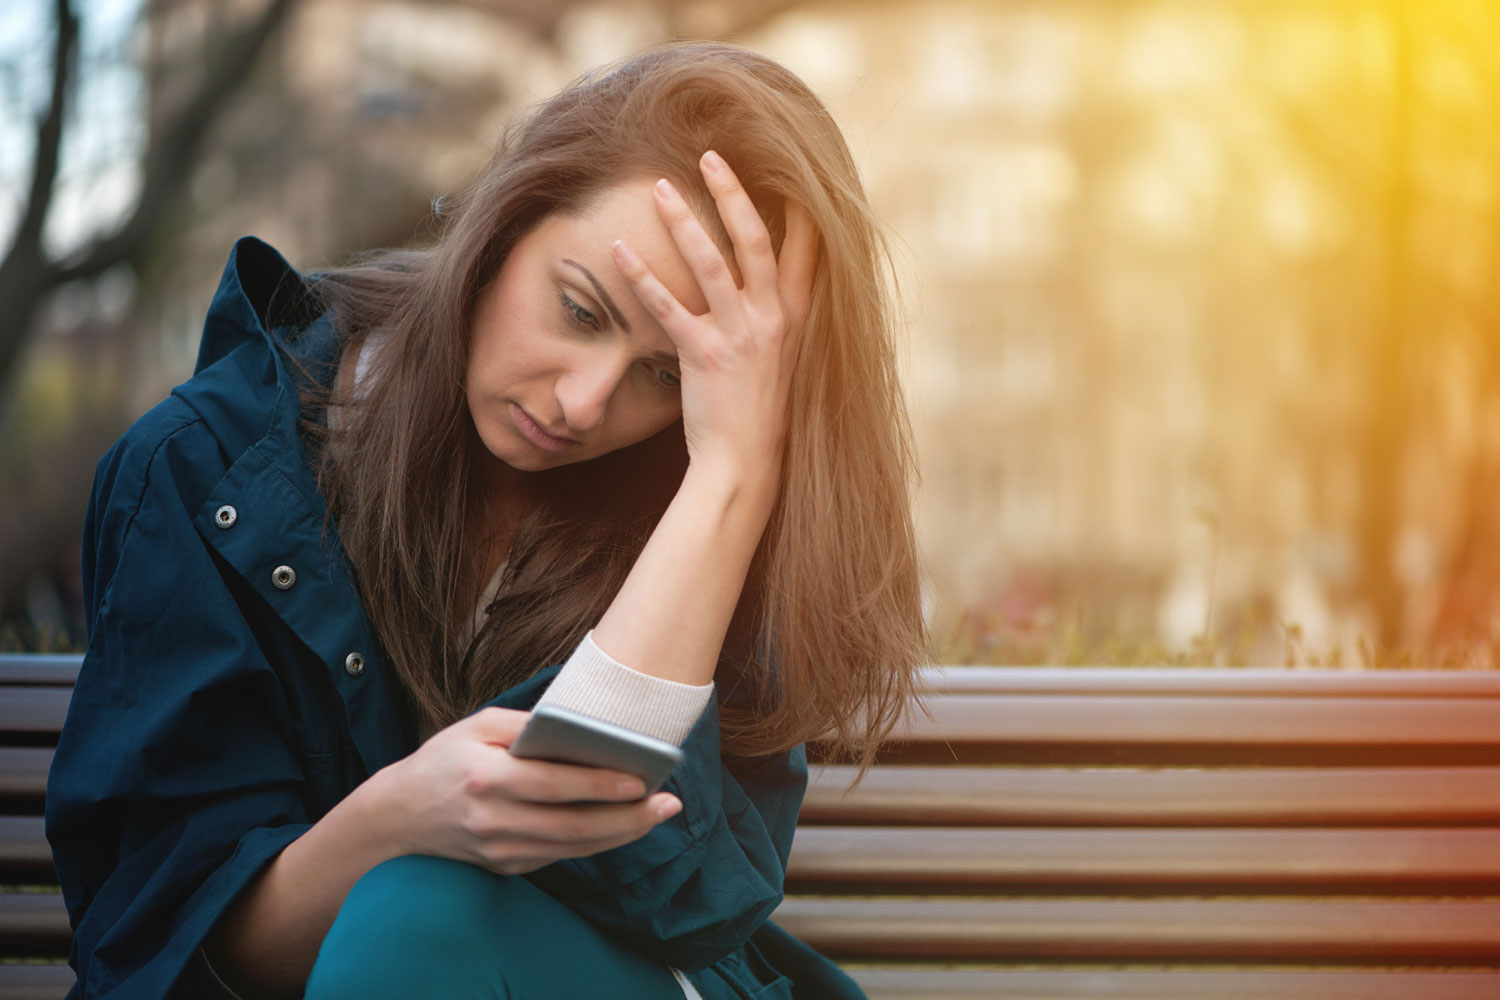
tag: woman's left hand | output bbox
[610,151,818,484]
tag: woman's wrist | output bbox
[590,454,779,688]
[679,454,780,529]
[352,761,420,861]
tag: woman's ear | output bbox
[777,199,820,341]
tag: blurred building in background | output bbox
[4,0,1498,665]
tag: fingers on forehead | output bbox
[697,154,778,289]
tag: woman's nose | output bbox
[555,356,623,433]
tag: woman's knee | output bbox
[304,854,679,1000]
[305,854,532,999]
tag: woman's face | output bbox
[465,178,710,473]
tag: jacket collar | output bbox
[194,236,326,374]
[185,237,416,774]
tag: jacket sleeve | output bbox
[46,404,317,999]
[490,669,808,974]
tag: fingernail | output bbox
[655,178,677,199]
[701,150,722,172]
[656,796,682,820]
[612,239,637,264]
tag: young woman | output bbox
[46,41,925,1000]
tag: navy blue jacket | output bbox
[45,237,866,1000]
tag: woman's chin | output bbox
[480,438,588,475]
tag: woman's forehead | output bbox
[540,179,722,318]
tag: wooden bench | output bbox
[7,654,1500,999]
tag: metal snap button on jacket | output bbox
[271,565,296,590]
[214,505,237,529]
[344,652,366,678]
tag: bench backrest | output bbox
[8,656,1500,999]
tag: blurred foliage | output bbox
[5,0,1500,666]
[936,608,1500,670]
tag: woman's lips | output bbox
[512,403,578,453]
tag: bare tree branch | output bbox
[51,0,297,285]
[0,0,298,396]
[12,0,77,255]
[0,0,78,391]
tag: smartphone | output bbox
[508,704,685,796]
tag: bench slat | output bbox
[787,827,1500,891]
[904,695,1500,745]
[874,695,1500,764]
[0,692,68,736]
[0,749,53,800]
[803,765,1500,826]
[0,963,75,1000]
[0,818,53,880]
[6,965,1500,1000]
[0,893,69,956]
[772,898,1500,962]
[12,657,1500,697]
[18,756,1500,823]
[17,891,1500,966]
[0,657,79,686]
[17,753,1500,819]
[7,968,1500,1000]
[17,672,1500,746]
[25,818,1500,893]
[849,968,1500,1000]
[928,667,1500,698]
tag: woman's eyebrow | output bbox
[562,258,631,333]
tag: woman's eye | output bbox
[559,292,600,330]
[653,366,681,390]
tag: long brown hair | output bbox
[310,41,926,767]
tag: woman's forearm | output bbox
[203,702,680,997]
[204,775,401,999]
[592,461,778,686]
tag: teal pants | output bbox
[304,854,684,1000]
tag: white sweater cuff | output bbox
[535,631,714,747]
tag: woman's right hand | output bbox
[363,706,681,875]
[611,153,818,485]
